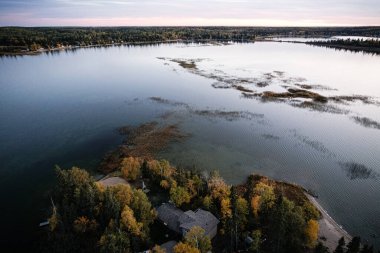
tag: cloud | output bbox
[0,0,379,26]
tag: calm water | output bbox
[1,42,380,248]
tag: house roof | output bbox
[157,203,219,237]
[179,209,219,236]
[160,240,177,253]
[156,203,184,233]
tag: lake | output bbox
[0,41,379,248]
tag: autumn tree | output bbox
[207,171,230,201]
[173,242,200,253]
[202,195,213,210]
[221,198,232,220]
[120,205,142,236]
[170,186,191,207]
[152,245,166,253]
[184,226,212,253]
[130,189,156,238]
[120,157,142,181]
[147,159,175,179]
[305,219,319,248]
[251,181,275,217]
[109,184,133,207]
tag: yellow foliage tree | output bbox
[305,219,319,248]
[120,205,142,236]
[202,195,213,210]
[252,182,275,212]
[250,195,261,218]
[120,157,142,181]
[110,184,133,207]
[160,179,170,189]
[147,159,175,179]
[207,172,230,201]
[170,186,191,207]
[236,197,249,229]
[152,245,166,253]
[220,198,232,220]
[173,242,200,253]
[184,226,212,253]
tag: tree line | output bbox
[306,39,380,54]
[1,26,379,54]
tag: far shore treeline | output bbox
[1,26,380,54]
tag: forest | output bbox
[306,39,380,54]
[1,26,380,54]
[38,156,378,253]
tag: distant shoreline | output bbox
[0,39,251,56]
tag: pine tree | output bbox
[334,237,345,253]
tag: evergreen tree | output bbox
[315,242,330,253]
[334,237,345,253]
[347,237,361,253]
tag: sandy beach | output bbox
[306,194,352,251]
[98,176,129,187]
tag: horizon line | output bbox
[2,25,380,28]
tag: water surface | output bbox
[1,42,379,248]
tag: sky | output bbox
[0,0,379,27]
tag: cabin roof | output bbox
[157,203,219,236]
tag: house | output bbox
[159,240,177,253]
[157,203,219,239]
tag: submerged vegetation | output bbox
[350,116,380,130]
[339,162,379,180]
[100,122,187,173]
[38,115,378,252]
[158,57,380,129]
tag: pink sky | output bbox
[1,0,379,26]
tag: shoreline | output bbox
[0,38,251,56]
[305,193,352,251]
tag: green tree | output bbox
[269,195,305,253]
[170,186,191,207]
[130,189,156,238]
[315,242,330,253]
[303,201,321,220]
[99,226,131,253]
[249,229,262,253]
